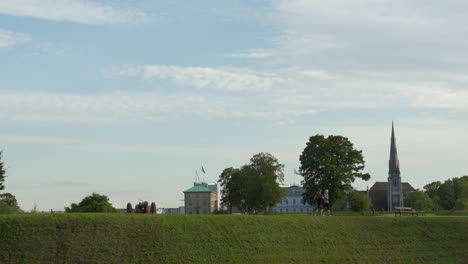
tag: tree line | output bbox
[405,176,468,211]
[1,134,466,214]
[219,135,371,214]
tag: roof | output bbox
[370,182,388,191]
[184,182,215,193]
[402,182,414,191]
[369,181,414,192]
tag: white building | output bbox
[274,185,314,213]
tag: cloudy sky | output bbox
[1,0,467,211]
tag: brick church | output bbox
[367,122,414,211]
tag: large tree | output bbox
[0,193,19,210]
[65,193,117,213]
[300,135,370,210]
[0,151,6,191]
[218,167,248,213]
[218,152,285,214]
[424,176,468,210]
[405,189,435,211]
[243,153,285,213]
[350,190,371,214]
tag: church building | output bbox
[367,122,414,210]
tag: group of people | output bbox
[313,188,332,216]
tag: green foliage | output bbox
[65,193,117,213]
[0,151,6,191]
[350,190,371,213]
[0,193,19,210]
[242,153,285,213]
[405,189,435,211]
[218,167,248,212]
[424,175,468,210]
[300,135,370,208]
[0,201,18,214]
[218,153,285,214]
[0,214,467,263]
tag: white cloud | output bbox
[0,28,31,48]
[399,85,468,111]
[224,49,274,59]
[268,0,468,73]
[0,0,148,25]
[0,90,213,124]
[104,64,284,92]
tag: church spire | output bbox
[389,121,400,174]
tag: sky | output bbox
[1,0,467,211]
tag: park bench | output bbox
[394,207,423,216]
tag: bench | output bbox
[394,207,421,216]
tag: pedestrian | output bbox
[371,206,375,216]
[321,189,331,216]
[313,189,323,216]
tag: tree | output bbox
[218,152,285,214]
[453,176,468,210]
[242,153,285,213]
[0,193,19,210]
[423,181,442,209]
[405,189,435,211]
[300,135,370,211]
[65,193,117,213]
[0,151,6,191]
[0,201,18,214]
[218,167,248,213]
[423,176,468,210]
[350,190,371,214]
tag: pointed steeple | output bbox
[389,121,400,174]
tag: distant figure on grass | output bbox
[380,208,384,215]
[313,189,323,216]
[321,189,331,216]
[371,206,375,216]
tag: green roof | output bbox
[184,182,215,193]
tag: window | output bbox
[293,199,296,204]
[280,209,282,213]
[286,199,289,204]
[286,209,289,212]
[301,208,303,212]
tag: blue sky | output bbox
[1,0,467,211]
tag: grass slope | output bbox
[0,214,467,263]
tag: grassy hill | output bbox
[0,214,467,263]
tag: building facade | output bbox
[274,185,314,213]
[365,122,414,210]
[184,182,217,214]
[387,122,404,210]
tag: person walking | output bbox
[313,189,323,216]
[321,189,331,216]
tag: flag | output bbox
[201,166,206,174]
[294,169,301,175]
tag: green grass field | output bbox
[0,214,467,264]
